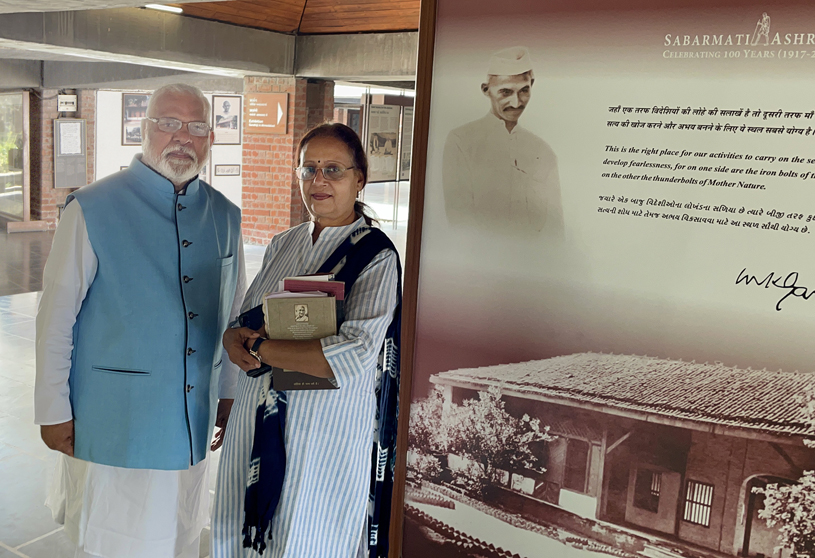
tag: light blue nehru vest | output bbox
[66,156,241,470]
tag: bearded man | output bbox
[34,83,245,558]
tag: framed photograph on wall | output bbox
[212,95,242,145]
[366,104,401,182]
[215,164,241,177]
[122,93,150,145]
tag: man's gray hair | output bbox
[146,83,211,122]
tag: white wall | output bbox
[95,90,243,209]
[96,90,143,180]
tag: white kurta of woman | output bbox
[212,217,399,558]
[34,156,245,558]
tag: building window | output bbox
[563,439,590,493]
[633,469,661,513]
[683,480,714,527]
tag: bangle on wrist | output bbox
[248,337,266,364]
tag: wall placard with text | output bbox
[401,2,815,558]
[54,119,87,189]
[244,93,288,135]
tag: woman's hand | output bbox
[223,327,262,372]
[210,398,234,451]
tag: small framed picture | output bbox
[294,304,309,322]
[212,95,242,145]
[122,93,150,145]
[215,164,241,177]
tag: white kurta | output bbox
[443,112,564,236]
[35,201,247,558]
[211,218,399,558]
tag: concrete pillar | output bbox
[29,89,96,228]
[241,76,334,245]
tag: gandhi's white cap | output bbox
[487,46,533,76]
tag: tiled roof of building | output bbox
[432,353,815,437]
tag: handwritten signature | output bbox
[735,268,815,311]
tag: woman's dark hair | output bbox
[297,122,379,226]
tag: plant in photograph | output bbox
[754,386,815,556]
[410,452,443,484]
[755,472,815,557]
[408,386,448,455]
[407,387,449,483]
[451,457,490,496]
[446,386,555,495]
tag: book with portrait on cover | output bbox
[262,294,339,390]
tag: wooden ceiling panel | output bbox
[176,0,307,33]
[174,0,420,34]
[300,0,419,33]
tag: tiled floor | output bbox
[0,238,265,558]
[0,229,54,297]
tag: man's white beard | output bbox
[142,135,208,184]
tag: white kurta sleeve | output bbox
[218,236,247,400]
[442,130,475,224]
[320,249,399,386]
[34,201,98,426]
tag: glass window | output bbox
[0,93,25,220]
[683,479,714,527]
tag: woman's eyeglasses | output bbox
[295,165,357,181]
[145,117,211,137]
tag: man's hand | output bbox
[223,327,262,372]
[210,398,234,451]
[41,420,74,456]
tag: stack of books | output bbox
[261,275,345,390]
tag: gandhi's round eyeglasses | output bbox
[295,165,357,181]
[145,117,211,137]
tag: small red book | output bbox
[282,278,345,301]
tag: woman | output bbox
[212,123,401,558]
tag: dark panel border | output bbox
[389,0,437,555]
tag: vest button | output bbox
[177,203,186,211]
[183,276,193,283]
[187,347,196,356]
[182,240,192,248]
[188,311,198,320]
[186,384,193,393]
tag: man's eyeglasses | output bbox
[145,117,211,137]
[295,165,357,181]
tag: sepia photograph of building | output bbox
[406,353,815,558]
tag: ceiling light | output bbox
[145,4,183,14]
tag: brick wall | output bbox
[29,89,57,224]
[29,89,96,228]
[80,90,96,183]
[289,78,308,229]
[241,77,334,245]
[297,80,335,226]
[681,431,815,555]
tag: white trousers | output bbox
[49,454,210,558]
[73,535,201,558]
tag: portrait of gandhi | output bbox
[294,304,309,322]
[442,46,564,236]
